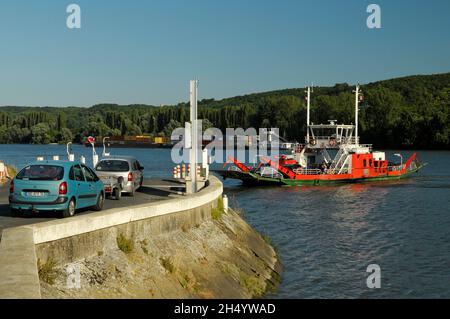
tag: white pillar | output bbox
[66,142,74,161]
[306,86,311,142]
[202,148,209,180]
[189,80,199,193]
[93,154,99,167]
[223,195,228,213]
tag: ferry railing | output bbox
[387,165,405,172]
[293,167,350,175]
[292,168,322,175]
[229,166,243,172]
[260,167,283,179]
[304,136,366,147]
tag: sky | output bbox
[0,0,449,107]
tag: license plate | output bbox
[26,192,45,197]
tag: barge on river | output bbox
[215,86,426,186]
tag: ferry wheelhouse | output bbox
[216,86,425,186]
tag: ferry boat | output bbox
[215,86,426,186]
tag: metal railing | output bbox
[305,136,362,146]
[292,167,350,175]
[260,167,283,179]
[387,165,405,172]
[292,168,321,175]
[229,166,242,172]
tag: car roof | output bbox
[27,160,83,167]
[99,156,137,161]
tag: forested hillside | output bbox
[0,72,449,149]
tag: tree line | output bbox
[0,72,449,149]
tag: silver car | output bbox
[94,156,144,196]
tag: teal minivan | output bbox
[9,160,105,218]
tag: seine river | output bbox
[1,144,449,298]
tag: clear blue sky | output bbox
[0,0,449,106]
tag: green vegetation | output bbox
[6,165,16,178]
[178,272,199,292]
[240,275,265,298]
[116,233,134,254]
[140,240,149,255]
[37,258,58,285]
[0,72,449,148]
[181,222,190,233]
[212,197,225,220]
[160,257,176,274]
[262,234,272,245]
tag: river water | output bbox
[1,144,449,298]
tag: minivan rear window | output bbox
[95,160,130,172]
[16,165,64,181]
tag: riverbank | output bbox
[39,208,281,298]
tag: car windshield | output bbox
[16,165,64,181]
[95,160,130,172]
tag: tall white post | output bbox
[306,86,311,142]
[91,143,98,167]
[354,85,360,145]
[189,80,199,193]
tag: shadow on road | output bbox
[138,186,184,197]
[0,203,64,219]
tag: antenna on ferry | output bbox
[352,85,361,146]
[305,85,313,142]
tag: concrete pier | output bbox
[0,177,222,298]
[0,176,280,299]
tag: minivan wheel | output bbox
[137,177,144,190]
[63,199,76,218]
[93,192,104,211]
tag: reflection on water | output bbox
[1,145,449,298]
[224,151,450,298]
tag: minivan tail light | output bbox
[9,180,14,193]
[59,182,68,195]
[128,172,133,182]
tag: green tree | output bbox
[31,123,51,144]
[57,127,74,144]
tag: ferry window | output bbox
[374,161,379,168]
[363,159,367,167]
[369,159,373,167]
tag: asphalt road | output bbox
[0,179,186,235]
